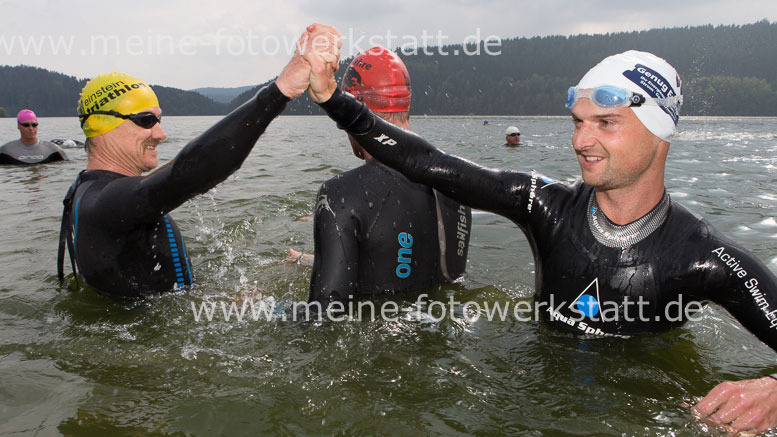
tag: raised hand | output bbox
[301,23,342,103]
[275,31,313,99]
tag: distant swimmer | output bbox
[305,40,777,433]
[50,139,85,148]
[504,125,520,147]
[299,46,472,309]
[57,24,341,299]
[0,110,68,165]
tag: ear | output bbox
[348,135,365,160]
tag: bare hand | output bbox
[692,376,777,433]
[285,248,314,266]
[275,32,312,99]
[302,23,341,103]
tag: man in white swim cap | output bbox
[308,44,777,433]
[565,50,682,219]
[504,125,520,147]
[565,50,777,434]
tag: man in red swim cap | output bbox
[300,46,472,312]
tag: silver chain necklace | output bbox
[586,191,671,248]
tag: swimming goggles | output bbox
[566,85,680,109]
[79,110,162,129]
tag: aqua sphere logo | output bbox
[572,278,601,318]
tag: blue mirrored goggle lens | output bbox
[592,86,630,107]
[565,87,576,109]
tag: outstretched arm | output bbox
[317,88,529,217]
[140,24,333,216]
[693,237,777,432]
[95,27,320,227]
[99,30,317,228]
[302,26,527,216]
[139,35,318,217]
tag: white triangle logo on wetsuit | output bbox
[569,277,602,318]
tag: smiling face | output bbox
[570,98,667,193]
[89,107,166,176]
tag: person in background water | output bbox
[304,37,777,433]
[504,125,520,147]
[57,24,341,299]
[0,109,68,164]
[297,46,472,312]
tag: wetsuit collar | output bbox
[587,189,671,248]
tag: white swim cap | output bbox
[505,126,520,135]
[575,50,682,141]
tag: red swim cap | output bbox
[341,46,411,113]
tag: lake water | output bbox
[1,114,777,436]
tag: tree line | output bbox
[2,20,777,117]
[231,20,777,116]
[399,20,777,116]
[0,66,228,118]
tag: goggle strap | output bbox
[78,110,130,127]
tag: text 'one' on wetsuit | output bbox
[308,159,472,307]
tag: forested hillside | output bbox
[230,20,777,116]
[0,66,227,117]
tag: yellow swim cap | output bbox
[77,72,159,138]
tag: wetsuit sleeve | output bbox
[93,82,289,228]
[704,237,777,351]
[318,89,529,218]
[53,144,69,161]
[308,182,359,307]
[0,147,12,164]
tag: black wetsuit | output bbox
[309,159,471,306]
[318,88,777,349]
[0,139,68,164]
[57,83,288,299]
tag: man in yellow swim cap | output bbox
[57,24,341,299]
[76,72,165,174]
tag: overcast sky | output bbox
[1,0,775,89]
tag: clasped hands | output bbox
[275,23,342,103]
